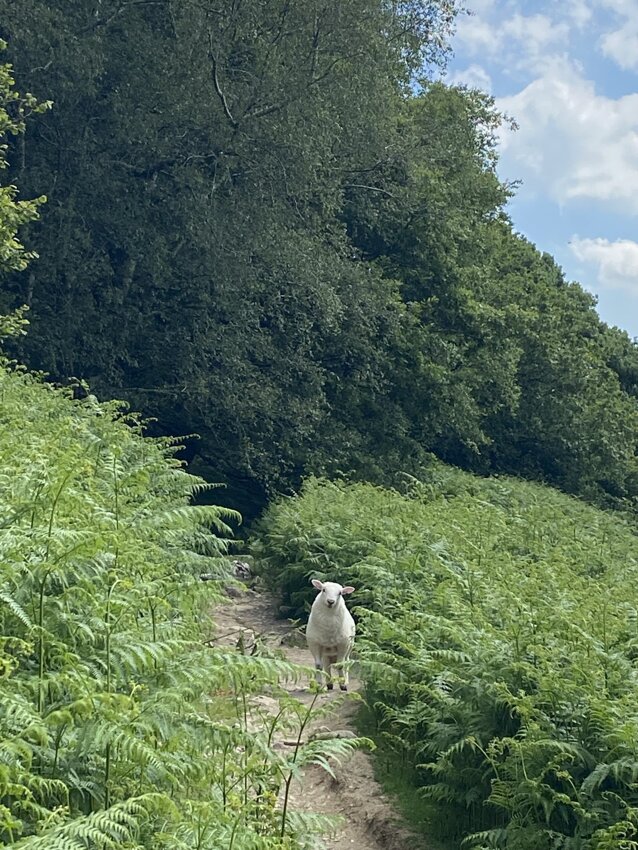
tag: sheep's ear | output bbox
[341,586,355,595]
[311,579,324,590]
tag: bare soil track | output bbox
[210,588,430,850]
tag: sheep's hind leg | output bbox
[325,654,338,691]
[314,660,324,688]
[337,653,351,691]
[340,666,348,691]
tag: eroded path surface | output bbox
[210,588,429,850]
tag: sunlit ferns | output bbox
[256,469,638,849]
[0,345,366,849]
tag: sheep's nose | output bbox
[327,599,335,607]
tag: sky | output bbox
[442,0,638,340]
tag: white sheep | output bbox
[306,579,356,691]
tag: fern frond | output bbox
[0,588,33,628]
[14,793,166,849]
[286,809,344,847]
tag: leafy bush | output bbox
[254,469,638,848]
[0,327,361,849]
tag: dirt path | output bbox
[210,587,428,850]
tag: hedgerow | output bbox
[254,470,638,848]
[0,314,357,850]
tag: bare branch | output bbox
[208,34,238,129]
[309,13,320,79]
[270,0,292,46]
[342,184,395,198]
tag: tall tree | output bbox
[2,2,638,515]
[341,83,638,503]
[0,0,458,513]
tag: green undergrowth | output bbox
[253,471,638,849]
[355,700,454,849]
[0,314,368,850]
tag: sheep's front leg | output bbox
[308,641,325,688]
[324,653,338,691]
[337,647,352,691]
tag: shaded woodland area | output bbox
[2,0,638,519]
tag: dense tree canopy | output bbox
[1,0,638,517]
[0,42,48,276]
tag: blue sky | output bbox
[443,0,638,339]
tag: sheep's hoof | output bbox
[326,683,334,691]
[340,684,348,691]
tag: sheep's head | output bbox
[311,579,355,609]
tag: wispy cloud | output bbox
[454,3,571,74]
[598,0,638,70]
[446,63,493,91]
[571,236,638,294]
[566,0,593,27]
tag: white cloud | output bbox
[599,0,637,9]
[570,236,638,293]
[600,21,638,69]
[455,11,500,55]
[595,0,638,69]
[497,59,638,212]
[454,4,570,74]
[447,1,638,336]
[567,0,593,27]
[501,13,570,59]
[446,63,493,92]
[596,0,638,15]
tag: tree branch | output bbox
[343,184,395,197]
[208,35,238,129]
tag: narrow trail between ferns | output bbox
[210,587,429,850]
